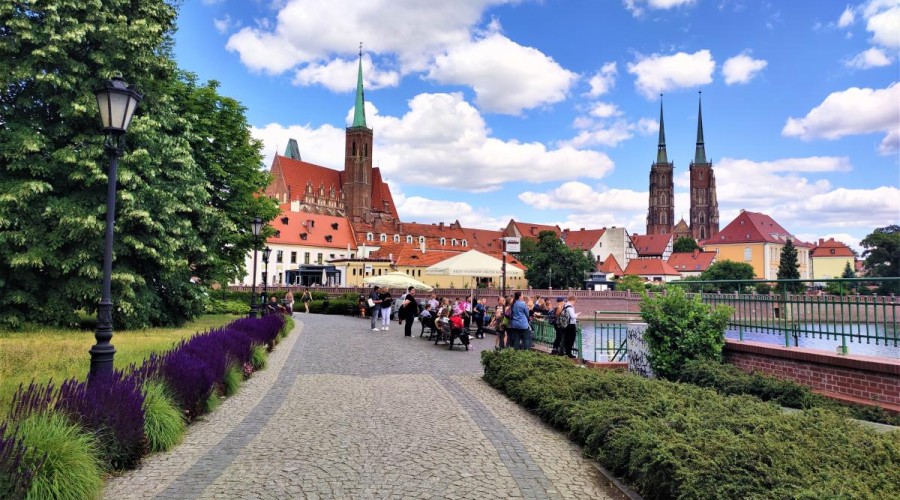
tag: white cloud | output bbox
[722,51,768,84]
[213,15,233,35]
[253,92,614,191]
[838,5,856,27]
[560,118,657,148]
[394,195,511,229]
[844,47,893,68]
[863,0,900,49]
[587,62,618,97]
[627,50,715,99]
[623,0,698,17]
[778,187,900,230]
[292,56,400,91]
[589,102,622,118]
[705,157,851,208]
[782,82,900,154]
[426,33,578,114]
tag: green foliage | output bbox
[14,412,103,500]
[755,282,772,295]
[250,344,268,370]
[204,392,221,414]
[673,360,900,426]
[776,239,804,292]
[615,274,646,293]
[0,0,276,329]
[206,299,248,315]
[523,231,593,289]
[861,225,899,295]
[141,381,185,453]
[699,260,756,292]
[222,363,242,397]
[481,350,900,500]
[640,287,732,378]
[673,236,699,253]
[842,261,856,279]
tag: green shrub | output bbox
[481,350,900,499]
[279,316,294,340]
[250,345,268,370]
[640,287,732,378]
[141,382,185,453]
[204,392,221,414]
[15,412,103,500]
[222,364,242,397]
[205,299,248,315]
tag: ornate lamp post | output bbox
[249,217,263,318]
[89,77,142,376]
[261,246,272,315]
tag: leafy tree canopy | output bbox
[673,237,699,253]
[0,0,276,328]
[698,260,756,293]
[860,225,899,294]
[616,274,647,293]
[522,231,593,289]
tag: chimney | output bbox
[580,228,585,231]
[819,238,824,246]
[439,222,444,231]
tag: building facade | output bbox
[646,100,675,235]
[810,238,855,280]
[689,94,719,241]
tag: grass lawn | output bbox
[0,314,240,419]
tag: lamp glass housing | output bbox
[251,217,263,236]
[95,76,142,134]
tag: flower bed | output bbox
[0,315,291,499]
[482,349,900,499]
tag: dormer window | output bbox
[406,235,413,244]
[366,232,373,241]
[462,239,468,247]
[451,238,457,246]
[300,233,308,240]
[274,230,281,238]
[440,238,446,246]
[418,236,425,244]
[331,223,339,230]
[380,233,387,242]
[325,235,333,242]
[281,217,289,225]
[393,234,400,243]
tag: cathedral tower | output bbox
[646,98,675,235]
[689,93,719,241]
[343,45,374,219]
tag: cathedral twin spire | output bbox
[351,43,368,129]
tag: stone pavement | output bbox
[105,314,623,499]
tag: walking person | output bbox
[299,288,312,313]
[368,286,382,331]
[508,291,530,350]
[401,287,420,337]
[550,297,565,355]
[379,290,393,331]
[561,295,579,358]
[285,290,296,314]
[473,297,486,339]
[461,294,473,333]
[490,297,506,350]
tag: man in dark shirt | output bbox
[400,287,420,337]
[368,286,382,331]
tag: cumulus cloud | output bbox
[587,62,618,97]
[782,82,900,154]
[426,33,578,114]
[253,92,614,192]
[844,47,893,68]
[838,5,856,27]
[589,102,622,118]
[213,15,233,35]
[722,51,768,84]
[623,0,698,17]
[863,0,900,49]
[627,50,715,99]
[293,55,400,91]
[560,118,657,148]
[778,187,900,230]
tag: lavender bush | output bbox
[0,423,44,499]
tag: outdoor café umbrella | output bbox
[363,271,434,291]
[424,250,524,278]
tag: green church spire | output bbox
[656,95,668,164]
[694,91,707,164]
[351,43,367,129]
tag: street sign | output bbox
[504,237,521,253]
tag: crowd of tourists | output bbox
[364,286,579,357]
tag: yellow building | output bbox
[702,210,811,280]
[810,238,855,279]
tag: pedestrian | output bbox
[473,297,486,339]
[508,291,530,350]
[427,293,440,311]
[285,290,296,314]
[462,294,473,332]
[400,288,420,337]
[379,290,393,331]
[561,294,579,358]
[550,296,564,355]
[490,297,506,349]
[299,288,312,313]
[368,286,382,331]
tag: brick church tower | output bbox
[646,98,674,235]
[343,47,374,220]
[689,93,719,241]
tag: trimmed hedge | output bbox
[674,359,900,426]
[482,350,900,499]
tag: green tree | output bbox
[523,231,593,289]
[514,237,538,268]
[640,286,733,378]
[673,236,699,253]
[776,239,803,293]
[616,274,647,293]
[699,260,756,292]
[860,225,899,295]
[0,1,275,328]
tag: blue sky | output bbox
[175,0,899,250]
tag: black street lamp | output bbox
[261,246,271,315]
[249,217,263,318]
[90,76,142,376]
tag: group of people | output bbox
[364,286,579,358]
[487,293,579,358]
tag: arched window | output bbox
[462,239,468,247]
[451,238,457,246]
[440,238,446,246]
[660,212,667,225]
[700,227,707,240]
[379,233,387,242]
[351,142,356,156]
[393,234,400,243]
[700,213,705,224]
[366,232,373,241]
[364,143,368,158]
[406,235,413,244]
[418,236,425,244]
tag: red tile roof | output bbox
[273,155,343,196]
[623,258,681,276]
[667,251,717,273]
[371,167,399,219]
[507,220,561,239]
[810,238,855,258]
[630,234,673,257]
[267,205,357,249]
[596,255,623,275]
[711,210,812,247]
[562,228,607,250]
[460,227,505,252]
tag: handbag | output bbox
[367,298,375,307]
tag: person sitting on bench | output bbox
[447,311,470,351]
[419,304,435,337]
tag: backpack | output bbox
[555,305,571,329]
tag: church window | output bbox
[366,232,373,241]
[744,247,752,262]
[364,143,368,158]
[700,213,705,223]
[440,238,446,246]
[393,234,400,243]
[406,235,413,244]
[660,212,667,225]
[351,142,356,156]
[380,233,387,242]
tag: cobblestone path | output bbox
[105,314,622,499]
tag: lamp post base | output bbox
[90,300,117,375]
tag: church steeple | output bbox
[351,43,367,129]
[656,95,668,164]
[693,92,707,164]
